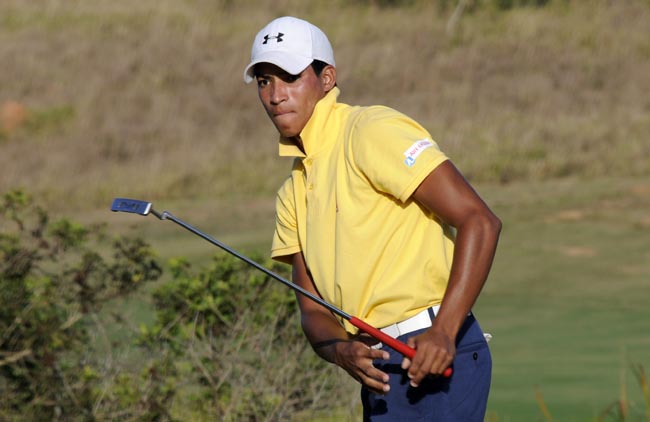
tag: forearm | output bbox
[435,211,502,338]
[298,295,391,393]
[300,308,351,364]
[411,161,502,340]
[289,252,352,364]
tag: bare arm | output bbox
[289,252,391,393]
[404,160,502,386]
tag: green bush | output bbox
[0,189,164,420]
[144,253,346,421]
[1,190,356,420]
[150,254,297,341]
[492,0,551,9]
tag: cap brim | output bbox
[243,51,313,83]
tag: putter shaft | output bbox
[111,198,452,376]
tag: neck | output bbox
[291,136,305,154]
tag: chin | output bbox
[277,126,299,138]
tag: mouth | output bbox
[272,110,293,118]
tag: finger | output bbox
[365,365,391,386]
[359,349,391,382]
[407,347,436,387]
[402,336,418,371]
[357,364,391,393]
[425,341,454,375]
[367,348,390,361]
[410,348,453,385]
[408,362,430,387]
[401,356,411,370]
[431,352,454,376]
[365,381,391,395]
[348,345,391,388]
[407,359,426,387]
[406,336,416,348]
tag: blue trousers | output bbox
[361,314,491,421]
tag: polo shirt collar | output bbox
[278,87,340,158]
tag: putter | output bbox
[111,197,452,377]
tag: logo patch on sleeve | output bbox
[403,139,433,167]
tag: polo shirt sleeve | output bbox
[271,176,301,262]
[351,107,449,203]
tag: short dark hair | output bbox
[310,60,330,76]
[252,60,332,80]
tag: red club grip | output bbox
[349,317,452,378]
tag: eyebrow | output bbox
[256,70,291,78]
[254,64,302,79]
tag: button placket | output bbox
[303,158,314,191]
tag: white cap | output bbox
[243,16,335,84]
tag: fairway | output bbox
[477,177,650,420]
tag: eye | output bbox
[256,78,269,88]
[281,73,300,83]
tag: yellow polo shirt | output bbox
[271,88,454,333]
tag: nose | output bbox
[270,80,288,105]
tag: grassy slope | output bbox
[478,177,650,420]
[1,1,649,208]
[2,0,650,420]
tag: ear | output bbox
[320,65,337,91]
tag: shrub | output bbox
[0,189,358,420]
[144,252,349,421]
[0,189,164,420]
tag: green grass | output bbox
[475,177,650,420]
[102,176,650,420]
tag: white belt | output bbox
[373,307,490,350]
[379,305,440,340]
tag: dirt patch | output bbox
[1,101,29,134]
[630,183,650,198]
[546,209,587,223]
[561,246,597,257]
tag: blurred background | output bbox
[1,0,649,420]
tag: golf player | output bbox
[244,16,502,421]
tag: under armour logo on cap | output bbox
[262,32,284,44]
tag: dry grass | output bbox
[1,0,649,212]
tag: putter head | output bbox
[111,198,153,216]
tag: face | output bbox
[255,63,335,138]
